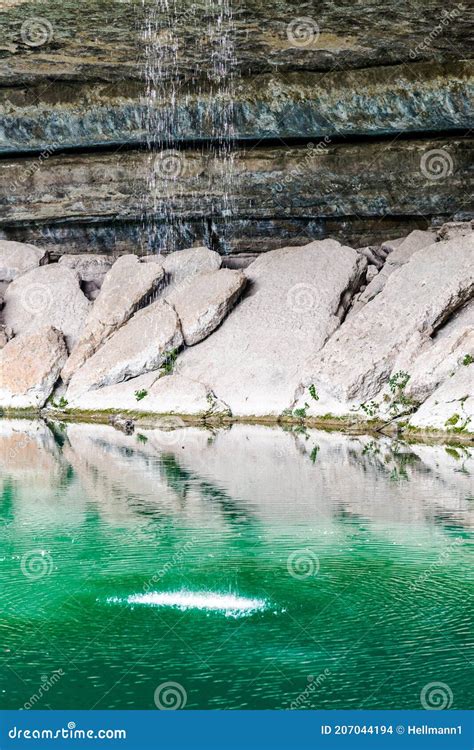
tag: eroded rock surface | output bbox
[0,326,67,408]
[410,365,474,433]
[298,235,474,414]
[3,264,90,351]
[62,255,164,383]
[58,254,114,300]
[353,230,436,309]
[167,269,247,346]
[0,240,48,282]
[162,247,222,291]
[174,240,367,416]
[67,301,182,397]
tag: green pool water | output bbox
[0,420,472,710]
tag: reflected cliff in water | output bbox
[0,420,472,710]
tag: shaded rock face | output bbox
[61,255,164,383]
[298,235,474,413]
[0,326,67,408]
[174,240,367,417]
[3,264,90,351]
[0,2,471,256]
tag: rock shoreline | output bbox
[0,222,472,436]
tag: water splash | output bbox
[109,591,268,618]
[140,0,236,255]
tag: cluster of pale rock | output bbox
[0,220,472,434]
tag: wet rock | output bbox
[298,235,474,413]
[167,269,247,346]
[175,240,367,417]
[61,255,164,383]
[0,326,67,408]
[0,240,48,282]
[109,414,135,436]
[3,264,90,351]
[67,301,183,397]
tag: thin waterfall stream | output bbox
[140,0,236,255]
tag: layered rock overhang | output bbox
[0,0,472,255]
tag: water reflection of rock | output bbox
[0,421,472,532]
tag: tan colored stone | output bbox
[58,254,114,283]
[67,300,183,397]
[176,240,366,416]
[61,255,164,383]
[298,235,474,414]
[0,326,67,408]
[163,247,222,291]
[167,269,247,346]
[3,264,90,351]
[0,240,48,282]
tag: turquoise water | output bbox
[0,420,472,710]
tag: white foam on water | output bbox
[108,591,268,618]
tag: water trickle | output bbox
[140,0,236,255]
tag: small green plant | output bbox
[309,444,320,463]
[49,396,69,409]
[387,370,415,417]
[137,433,148,444]
[389,371,410,394]
[362,440,380,456]
[360,400,379,418]
[294,403,309,419]
[135,389,148,402]
[161,348,179,375]
[445,447,461,460]
[308,384,319,401]
[462,353,474,366]
[445,413,460,427]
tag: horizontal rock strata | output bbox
[1,137,471,256]
[1,61,472,153]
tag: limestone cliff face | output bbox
[0,0,472,255]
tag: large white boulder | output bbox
[166,269,247,345]
[3,264,90,351]
[0,326,67,408]
[297,235,474,415]
[175,240,366,416]
[66,300,183,397]
[61,255,164,383]
[0,240,48,282]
